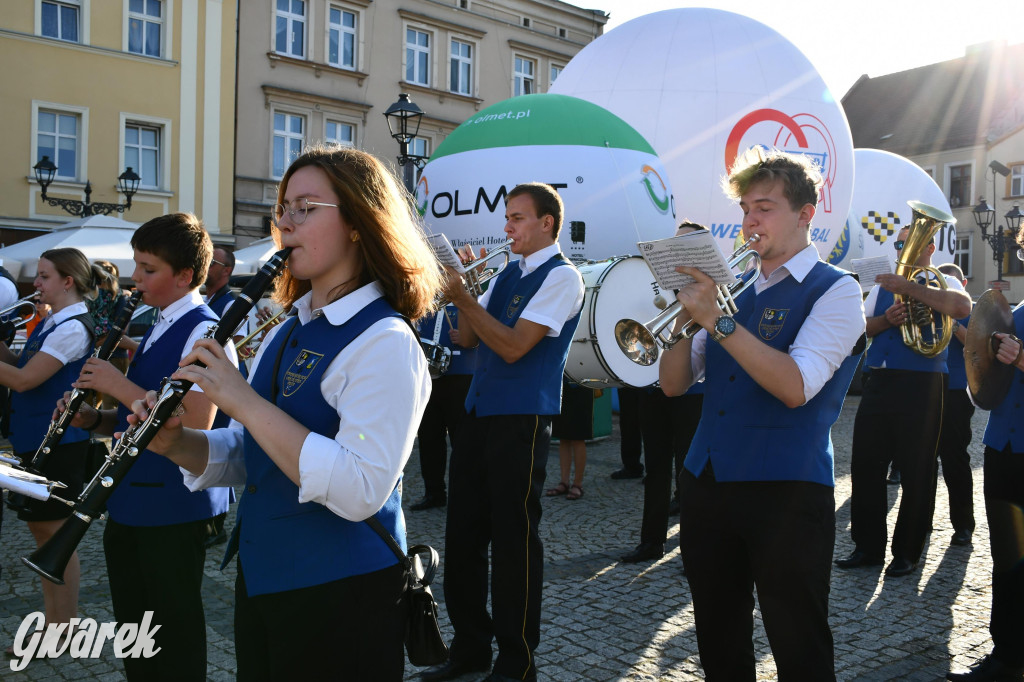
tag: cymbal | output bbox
[965,289,1015,410]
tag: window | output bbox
[514,56,534,97]
[410,137,430,160]
[406,28,430,86]
[1012,164,1023,197]
[948,163,971,209]
[128,0,163,57]
[124,123,160,189]
[272,112,304,179]
[450,40,473,96]
[328,5,356,70]
[558,27,566,38]
[37,110,80,180]
[954,232,971,279]
[325,120,354,147]
[41,1,80,42]
[275,0,306,58]
[550,64,562,89]
[521,17,530,28]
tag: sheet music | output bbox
[850,256,894,293]
[427,234,467,274]
[637,231,737,290]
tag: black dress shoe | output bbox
[620,542,665,563]
[410,494,447,511]
[420,657,491,681]
[951,529,973,546]
[610,467,643,480]
[884,557,918,577]
[834,550,883,569]
[947,653,1024,681]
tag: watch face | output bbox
[716,316,736,335]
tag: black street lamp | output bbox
[33,155,140,218]
[971,160,1016,285]
[383,93,428,190]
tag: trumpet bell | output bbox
[613,319,660,367]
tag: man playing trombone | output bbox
[836,224,971,578]
[659,148,865,680]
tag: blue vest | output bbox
[686,262,863,486]
[465,255,582,417]
[206,286,235,318]
[983,305,1024,453]
[419,307,476,375]
[227,297,406,596]
[947,314,969,390]
[865,287,947,373]
[9,314,95,454]
[107,305,231,526]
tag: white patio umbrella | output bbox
[0,214,140,283]
[232,236,279,276]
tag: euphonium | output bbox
[895,201,957,358]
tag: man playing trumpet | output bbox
[837,225,971,578]
[659,148,865,680]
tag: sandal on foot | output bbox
[545,481,570,497]
[567,484,584,500]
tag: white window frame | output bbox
[405,26,432,87]
[954,232,972,279]
[124,0,172,58]
[944,160,974,209]
[449,38,474,96]
[513,55,535,97]
[1011,163,1024,198]
[324,119,355,148]
[31,101,89,183]
[922,164,936,179]
[37,0,88,44]
[549,63,563,90]
[274,0,308,59]
[410,136,430,160]
[327,3,358,71]
[119,112,172,191]
[271,109,306,180]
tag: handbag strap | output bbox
[364,517,440,585]
[365,516,412,570]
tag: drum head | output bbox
[565,257,664,388]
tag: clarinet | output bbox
[23,248,291,585]
[25,290,144,474]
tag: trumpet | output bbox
[437,238,515,305]
[614,234,762,366]
[234,308,287,360]
[0,293,42,332]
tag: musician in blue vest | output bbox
[204,246,236,317]
[0,248,98,649]
[935,262,975,548]
[659,148,866,680]
[836,226,970,579]
[411,305,476,510]
[122,146,440,680]
[422,182,583,682]
[947,282,1024,681]
[67,213,237,680]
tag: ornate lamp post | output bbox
[971,161,1017,286]
[33,156,140,217]
[383,93,428,191]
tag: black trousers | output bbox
[638,391,702,545]
[679,471,836,681]
[234,561,406,681]
[849,368,944,562]
[617,386,643,473]
[103,518,213,681]
[444,412,550,679]
[983,445,1024,667]
[415,373,472,498]
[935,388,975,534]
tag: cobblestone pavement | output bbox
[0,395,998,680]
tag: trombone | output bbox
[234,308,287,360]
[437,238,515,306]
[614,235,762,366]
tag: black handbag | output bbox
[366,517,450,667]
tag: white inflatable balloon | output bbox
[414,94,677,262]
[843,148,955,270]
[550,8,855,262]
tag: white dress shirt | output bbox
[477,243,585,335]
[185,281,432,522]
[36,301,92,365]
[689,244,866,404]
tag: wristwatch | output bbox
[709,314,736,343]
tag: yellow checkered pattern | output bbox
[861,210,901,244]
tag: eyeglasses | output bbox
[894,240,906,251]
[272,197,339,225]
[211,258,227,267]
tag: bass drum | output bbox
[565,256,666,388]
